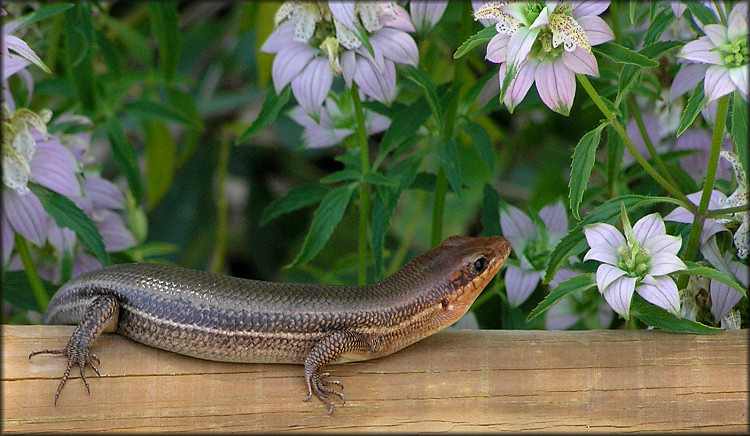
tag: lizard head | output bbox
[423,235,511,327]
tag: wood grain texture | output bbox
[2,325,747,433]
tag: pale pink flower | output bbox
[677,2,748,102]
[709,252,748,323]
[499,200,574,306]
[474,1,614,114]
[583,213,687,318]
[289,95,391,148]
[261,2,419,118]
[409,0,449,33]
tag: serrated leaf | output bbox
[630,294,722,333]
[124,99,202,129]
[527,274,597,322]
[363,171,397,187]
[402,65,444,130]
[148,2,181,83]
[481,183,501,237]
[372,155,422,279]
[644,9,676,46]
[107,117,144,203]
[260,184,329,226]
[729,91,748,174]
[320,169,361,184]
[544,195,684,283]
[379,96,431,154]
[143,120,176,211]
[30,183,109,265]
[570,124,606,220]
[436,137,464,201]
[237,86,292,145]
[677,262,747,298]
[286,183,358,269]
[454,26,497,59]
[677,79,706,137]
[684,1,718,25]
[461,121,495,171]
[594,42,660,68]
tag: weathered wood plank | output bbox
[2,325,747,433]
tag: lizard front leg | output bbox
[303,330,371,414]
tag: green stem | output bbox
[351,84,370,285]
[430,1,473,247]
[706,205,749,218]
[679,95,730,288]
[209,134,230,274]
[627,97,679,189]
[14,233,49,312]
[577,74,690,206]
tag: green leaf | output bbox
[143,120,176,211]
[569,124,606,220]
[320,169,361,184]
[677,262,747,298]
[629,1,636,24]
[402,65,444,130]
[605,126,624,197]
[286,183,358,269]
[461,121,495,171]
[371,155,423,279]
[124,99,202,129]
[13,3,74,33]
[98,13,152,67]
[594,42,660,68]
[454,26,497,59]
[379,96,432,154]
[617,40,684,105]
[106,117,144,203]
[643,9,676,46]
[436,137,464,201]
[363,171,398,187]
[676,79,706,137]
[2,271,57,313]
[684,1,718,25]
[148,2,181,83]
[544,195,684,283]
[30,184,109,265]
[729,91,748,175]
[236,86,292,145]
[64,4,97,111]
[527,274,597,322]
[481,184,501,237]
[165,87,205,132]
[260,184,329,226]
[630,294,722,333]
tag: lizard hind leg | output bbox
[29,295,119,405]
[302,330,371,414]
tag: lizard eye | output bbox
[473,257,487,273]
[441,298,450,309]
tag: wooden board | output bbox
[2,325,747,433]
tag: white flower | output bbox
[584,213,687,318]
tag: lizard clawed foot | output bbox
[30,344,101,406]
[304,371,345,414]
